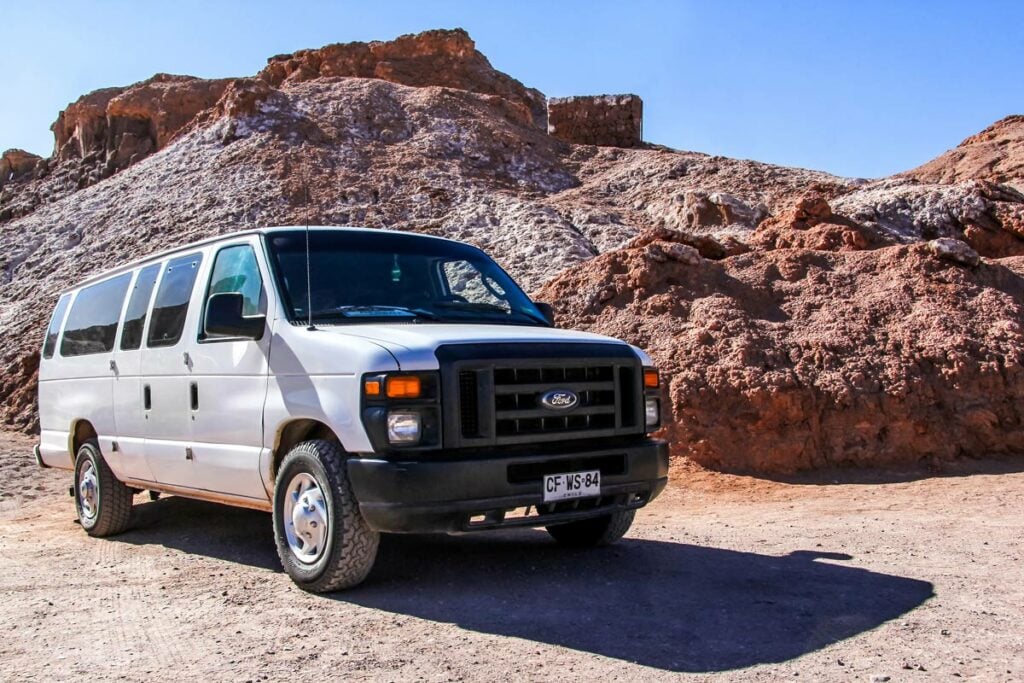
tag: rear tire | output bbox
[546,509,635,547]
[74,440,133,537]
[272,439,379,592]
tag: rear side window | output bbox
[148,253,203,348]
[60,274,133,357]
[42,294,72,359]
[202,244,265,339]
[120,263,162,351]
[147,250,202,348]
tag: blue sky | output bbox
[1,0,1021,178]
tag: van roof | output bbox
[65,226,463,293]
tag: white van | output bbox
[36,227,668,591]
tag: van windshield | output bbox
[265,230,548,326]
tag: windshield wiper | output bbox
[432,301,548,325]
[309,305,441,322]
[434,301,508,313]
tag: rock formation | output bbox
[0,149,42,188]
[1,28,1022,472]
[902,115,1024,189]
[547,95,643,147]
[537,232,1024,471]
[259,28,546,128]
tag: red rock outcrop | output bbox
[259,28,546,129]
[0,149,42,188]
[51,74,232,173]
[902,114,1024,187]
[547,95,643,147]
[536,235,1024,472]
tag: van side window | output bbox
[60,274,133,357]
[202,245,265,340]
[42,293,72,359]
[147,253,203,348]
[120,263,162,351]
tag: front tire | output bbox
[546,509,635,547]
[74,440,133,536]
[272,439,379,592]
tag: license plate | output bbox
[543,470,600,503]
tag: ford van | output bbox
[36,227,668,591]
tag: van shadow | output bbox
[112,498,932,672]
[114,496,282,571]
[340,532,933,673]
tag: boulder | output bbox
[926,238,981,267]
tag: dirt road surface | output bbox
[1,432,1022,681]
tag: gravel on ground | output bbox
[1,432,1021,681]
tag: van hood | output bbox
[315,323,639,370]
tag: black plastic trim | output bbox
[347,438,668,533]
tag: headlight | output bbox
[645,398,660,429]
[387,411,422,444]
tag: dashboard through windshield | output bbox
[265,229,547,326]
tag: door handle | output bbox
[190,382,199,411]
[143,385,151,410]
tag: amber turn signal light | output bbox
[363,379,382,396]
[386,376,422,399]
[643,368,660,388]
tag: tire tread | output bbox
[77,440,133,537]
[273,440,379,592]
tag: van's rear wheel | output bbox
[546,509,635,547]
[74,440,133,536]
[272,440,379,592]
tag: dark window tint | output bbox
[265,230,545,326]
[147,253,203,348]
[60,274,132,357]
[120,263,161,351]
[42,294,72,359]
[202,245,265,339]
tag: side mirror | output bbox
[205,292,265,340]
[534,302,556,326]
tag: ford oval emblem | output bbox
[540,389,579,411]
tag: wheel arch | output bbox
[68,418,98,460]
[271,418,344,480]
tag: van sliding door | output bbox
[140,252,205,490]
[111,263,162,482]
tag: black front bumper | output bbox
[347,439,669,533]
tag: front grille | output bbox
[494,365,618,438]
[440,343,645,448]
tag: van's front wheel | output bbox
[74,440,133,536]
[272,440,379,592]
[545,509,635,547]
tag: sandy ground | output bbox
[1,432,1022,682]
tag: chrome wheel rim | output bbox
[78,459,99,523]
[283,472,329,564]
